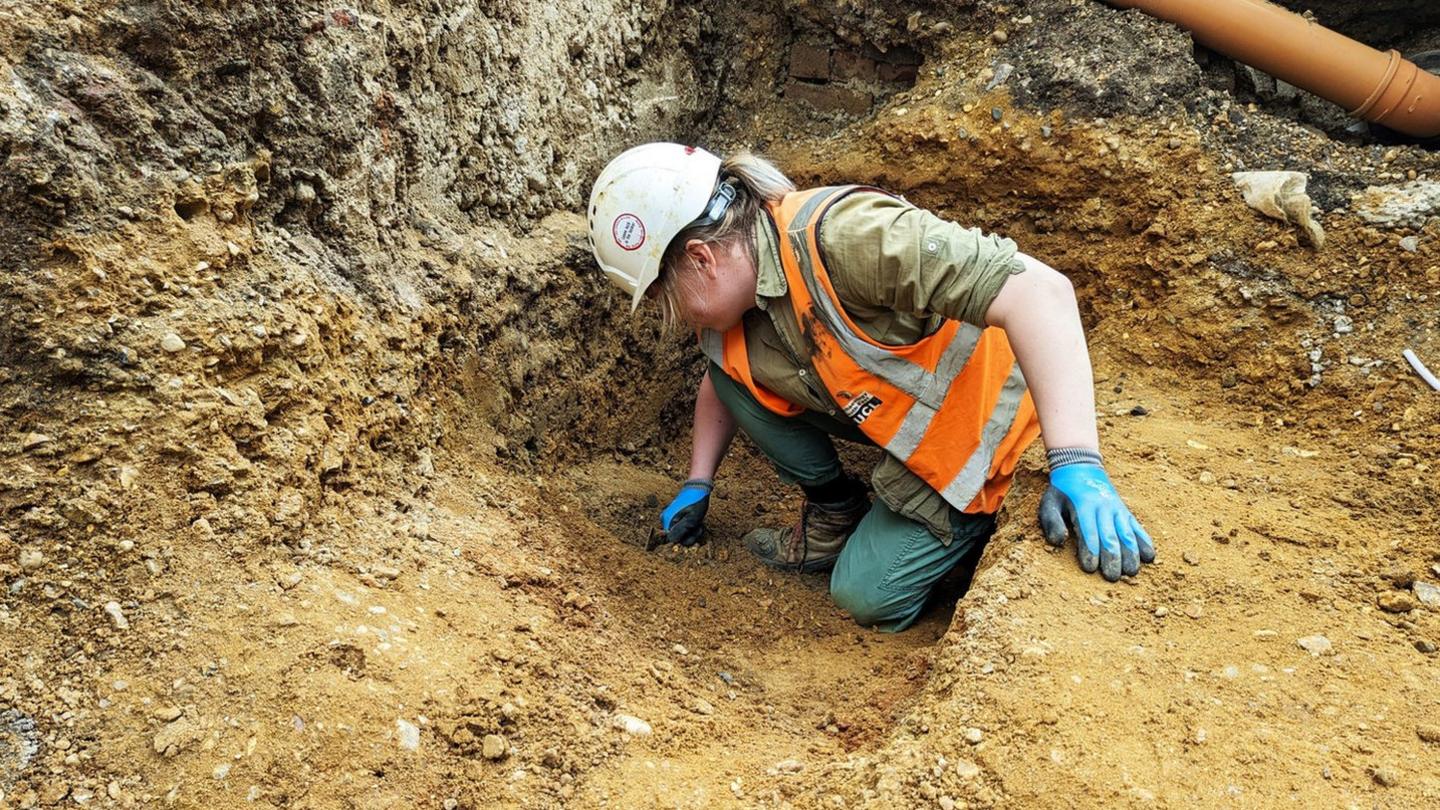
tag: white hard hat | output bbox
[587,142,724,311]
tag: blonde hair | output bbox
[653,151,796,332]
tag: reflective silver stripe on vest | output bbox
[939,361,1028,510]
[885,323,983,461]
[787,230,934,400]
[699,328,725,367]
[785,186,1027,510]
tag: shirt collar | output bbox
[752,208,788,303]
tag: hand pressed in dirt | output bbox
[1038,464,1155,581]
[658,478,713,547]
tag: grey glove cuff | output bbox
[682,478,715,492]
[1046,447,1103,471]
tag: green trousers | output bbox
[708,364,995,632]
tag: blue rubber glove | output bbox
[1038,450,1155,581]
[658,479,713,548]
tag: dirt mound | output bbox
[2,0,1440,807]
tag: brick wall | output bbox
[784,42,921,116]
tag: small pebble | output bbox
[1416,724,1440,743]
[160,333,186,353]
[613,714,652,736]
[1412,581,1439,607]
[18,548,44,572]
[482,734,507,760]
[1371,765,1400,787]
[1399,236,1419,252]
[395,718,420,752]
[1377,592,1416,613]
[1297,635,1332,656]
[991,107,1003,122]
[103,601,129,630]
[964,727,983,744]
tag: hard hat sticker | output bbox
[613,214,646,251]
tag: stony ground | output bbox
[2,0,1440,808]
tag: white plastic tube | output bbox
[1403,349,1440,391]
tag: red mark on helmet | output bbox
[684,146,696,155]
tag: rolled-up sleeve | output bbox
[819,191,1025,327]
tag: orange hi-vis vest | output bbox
[701,186,1041,514]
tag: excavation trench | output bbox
[3,0,1440,808]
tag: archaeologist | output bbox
[587,142,1155,632]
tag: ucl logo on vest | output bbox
[843,392,884,424]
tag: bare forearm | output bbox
[983,253,1100,451]
[688,369,739,480]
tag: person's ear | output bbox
[684,240,717,278]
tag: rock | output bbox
[1332,315,1353,335]
[1416,724,1440,743]
[20,433,52,451]
[964,727,983,745]
[17,548,44,572]
[153,706,182,721]
[1371,765,1400,787]
[482,734,507,760]
[160,333,186,353]
[1182,552,1200,566]
[770,758,803,774]
[103,601,129,630]
[153,717,203,757]
[1353,181,1440,229]
[212,762,231,780]
[1416,639,1437,654]
[1129,405,1149,416]
[689,698,715,716]
[953,759,981,779]
[1197,471,1216,485]
[395,718,420,752]
[1297,635,1332,656]
[1400,235,1419,252]
[39,782,70,805]
[1382,567,1416,588]
[1412,581,1440,608]
[1153,606,1169,618]
[1377,592,1416,613]
[612,714,652,736]
[1183,603,1204,619]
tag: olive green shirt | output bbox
[742,190,1025,542]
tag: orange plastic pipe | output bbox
[1106,0,1440,138]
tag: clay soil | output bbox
[3,1,1440,808]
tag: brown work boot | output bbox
[743,493,869,573]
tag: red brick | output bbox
[785,81,873,116]
[833,50,877,82]
[789,43,831,81]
